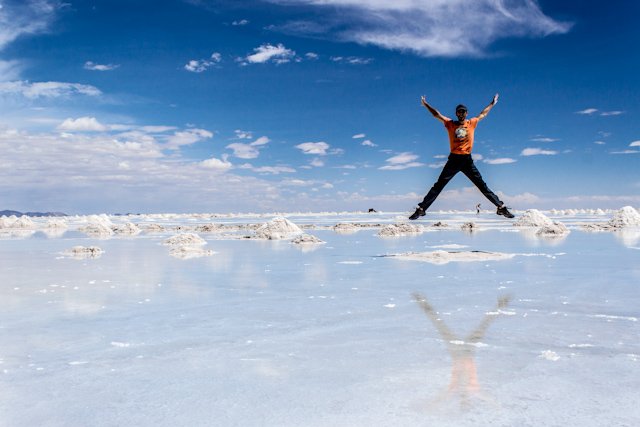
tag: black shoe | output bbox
[409,206,426,220]
[497,205,515,218]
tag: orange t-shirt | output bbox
[444,117,479,154]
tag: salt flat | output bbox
[0,209,639,426]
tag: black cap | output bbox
[455,104,467,112]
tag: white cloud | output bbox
[600,111,623,116]
[234,129,253,139]
[200,155,232,171]
[166,128,213,149]
[352,133,365,139]
[239,43,296,65]
[593,141,606,145]
[576,108,598,115]
[84,61,119,71]
[361,139,377,147]
[266,0,571,57]
[428,161,446,169]
[310,158,324,167]
[521,148,558,156]
[330,56,373,65]
[0,81,101,98]
[58,117,108,132]
[296,141,330,155]
[484,158,517,165]
[379,152,424,170]
[226,136,271,159]
[184,53,222,72]
[232,19,249,26]
[630,141,640,147]
[0,59,22,81]
[610,150,640,155]
[305,52,319,60]
[530,137,559,142]
[252,166,296,174]
[0,0,58,51]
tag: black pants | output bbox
[418,153,503,210]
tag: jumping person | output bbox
[409,94,514,220]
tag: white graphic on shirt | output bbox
[455,126,468,140]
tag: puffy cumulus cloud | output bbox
[0,81,101,98]
[361,139,377,147]
[184,52,222,72]
[379,152,424,170]
[521,148,558,156]
[630,141,640,147]
[265,0,571,57]
[296,141,330,155]
[84,61,119,71]
[57,116,108,132]
[226,136,271,159]
[200,154,232,171]
[234,129,253,139]
[484,157,517,165]
[238,43,296,65]
[166,128,213,149]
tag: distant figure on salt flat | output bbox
[409,94,514,220]
[476,203,481,215]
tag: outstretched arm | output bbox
[421,96,449,123]
[477,93,499,121]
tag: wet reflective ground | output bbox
[1,214,639,426]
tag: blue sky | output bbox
[0,0,639,214]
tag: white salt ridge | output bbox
[514,209,554,227]
[79,223,114,237]
[143,223,166,233]
[377,223,424,237]
[65,246,103,259]
[536,221,570,236]
[390,250,515,265]
[0,216,16,228]
[163,233,207,246]
[46,218,68,229]
[539,350,560,361]
[10,216,36,229]
[254,217,302,240]
[333,222,359,234]
[608,206,640,228]
[290,233,325,244]
[169,246,215,259]
[111,222,141,235]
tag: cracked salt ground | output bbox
[0,211,639,426]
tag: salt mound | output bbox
[291,233,325,244]
[514,209,553,227]
[536,221,570,236]
[390,250,515,265]
[12,216,35,229]
[333,222,359,234]
[79,223,114,237]
[254,217,302,240]
[66,246,103,259]
[0,216,15,228]
[377,223,424,237]
[46,218,68,229]
[111,222,141,235]
[195,223,224,232]
[608,206,640,228]
[143,223,166,233]
[169,246,214,259]
[163,233,207,246]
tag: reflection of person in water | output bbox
[413,293,511,409]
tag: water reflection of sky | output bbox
[0,219,639,425]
